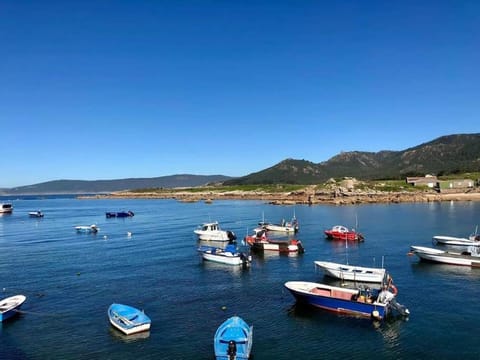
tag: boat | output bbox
[314,260,388,283]
[214,316,253,360]
[244,229,304,253]
[29,210,44,218]
[0,203,13,214]
[324,225,364,241]
[198,244,251,266]
[284,281,409,320]
[106,211,134,218]
[75,224,99,233]
[409,245,480,267]
[194,221,237,242]
[0,295,26,322]
[108,303,151,335]
[432,226,480,247]
[258,212,299,233]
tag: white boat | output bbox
[29,211,44,218]
[0,295,26,322]
[0,203,13,214]
[198,244,251,266]
[410,245,480,267]
[258,212,299,233]
[432,227,480,246]
[75,224,99,233]
[194,221,237,242]
[108,303,151,335]
[314,261,388,283]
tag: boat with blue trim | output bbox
[108,303,151,335]
[214,316,253,360]
[0,295,26,322]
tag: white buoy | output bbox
[127,232,132,237]
[103,235,108,240]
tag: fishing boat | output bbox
[29,210,44,218]
[314,260,388,283]
[0,295,26,322]
[0,203,13,214]
[432,226,480,247]
[108,303,151,335]
[75,224,99,233]
[324,225,364,241]
[106,211,134,218]
[409,245,480,267]
[194,221,237,242]
[257,212,299,233]
[214,316,253,360]
[244,229,304,253]
[284,281,409,320]
[198,244,251,266]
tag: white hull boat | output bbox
[314,261,387,283]
[410,246,480,267]
[194,221,237,242]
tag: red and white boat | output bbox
[324,225,364,242]
[244,229,304,253]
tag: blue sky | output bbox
[1,1,479,188]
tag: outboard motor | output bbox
[227,340,237,360]
[390,298,410,317]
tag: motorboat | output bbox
[214,316,253,360]
[194,221,237,242]
[0,295,26,322]
[106,211,134,218]
[324,225,364,241]
[244,229,304,253]
[29,211,44,218]
[258,212,299,233]
[198,244,251,266]
[432,227,480,246]
[284,281,409,320]
[75,224,99,233]
[409,245,480,266]
[314,260,388,283]
[108,303,151,335]
[0,203,13,214]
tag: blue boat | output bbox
[0,295,26,322]
[214,316,253,360]
[284,281,409,320]
[108,303,151,335]
[106,211,134,218]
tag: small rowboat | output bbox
[75,225,99,233]
[214,316,253,360]
[0,295,27,322]
[108,303,151,335]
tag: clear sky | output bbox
[1,1,479,188]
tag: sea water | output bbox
[1,196,479,359]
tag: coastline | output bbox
[78,188,480,205]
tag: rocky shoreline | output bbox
[80,187,480,205]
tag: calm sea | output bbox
[1,196,479,359]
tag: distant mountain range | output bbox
[1,133,479,195]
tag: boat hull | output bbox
[432,236,480,247]
[245,236,304,253]
[214,316,253,360]
[0,203,13,214]
[284,281,390,319]
[0,295,26,322]
[108,304,151,335]
[411,246,480,266]
[314,261,386,283]
[200,249,249,266]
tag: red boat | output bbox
[324,225,364,241]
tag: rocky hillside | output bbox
[225,133,480,185]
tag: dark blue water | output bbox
[1,197,479,359]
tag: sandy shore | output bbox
[80,188,480,205]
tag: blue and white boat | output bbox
[284,281,409,320]
[0,295,26,322]
[108,303,151,335]
[198,244,251,266]
[214,316,253,360]
[29,210,44,218]
[75,224,99,233]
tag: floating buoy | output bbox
[221,306,227,311]
[127,232,132,237]
[371,310,380,320]
[103,235,108,240]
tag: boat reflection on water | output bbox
[109,327,150,343]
